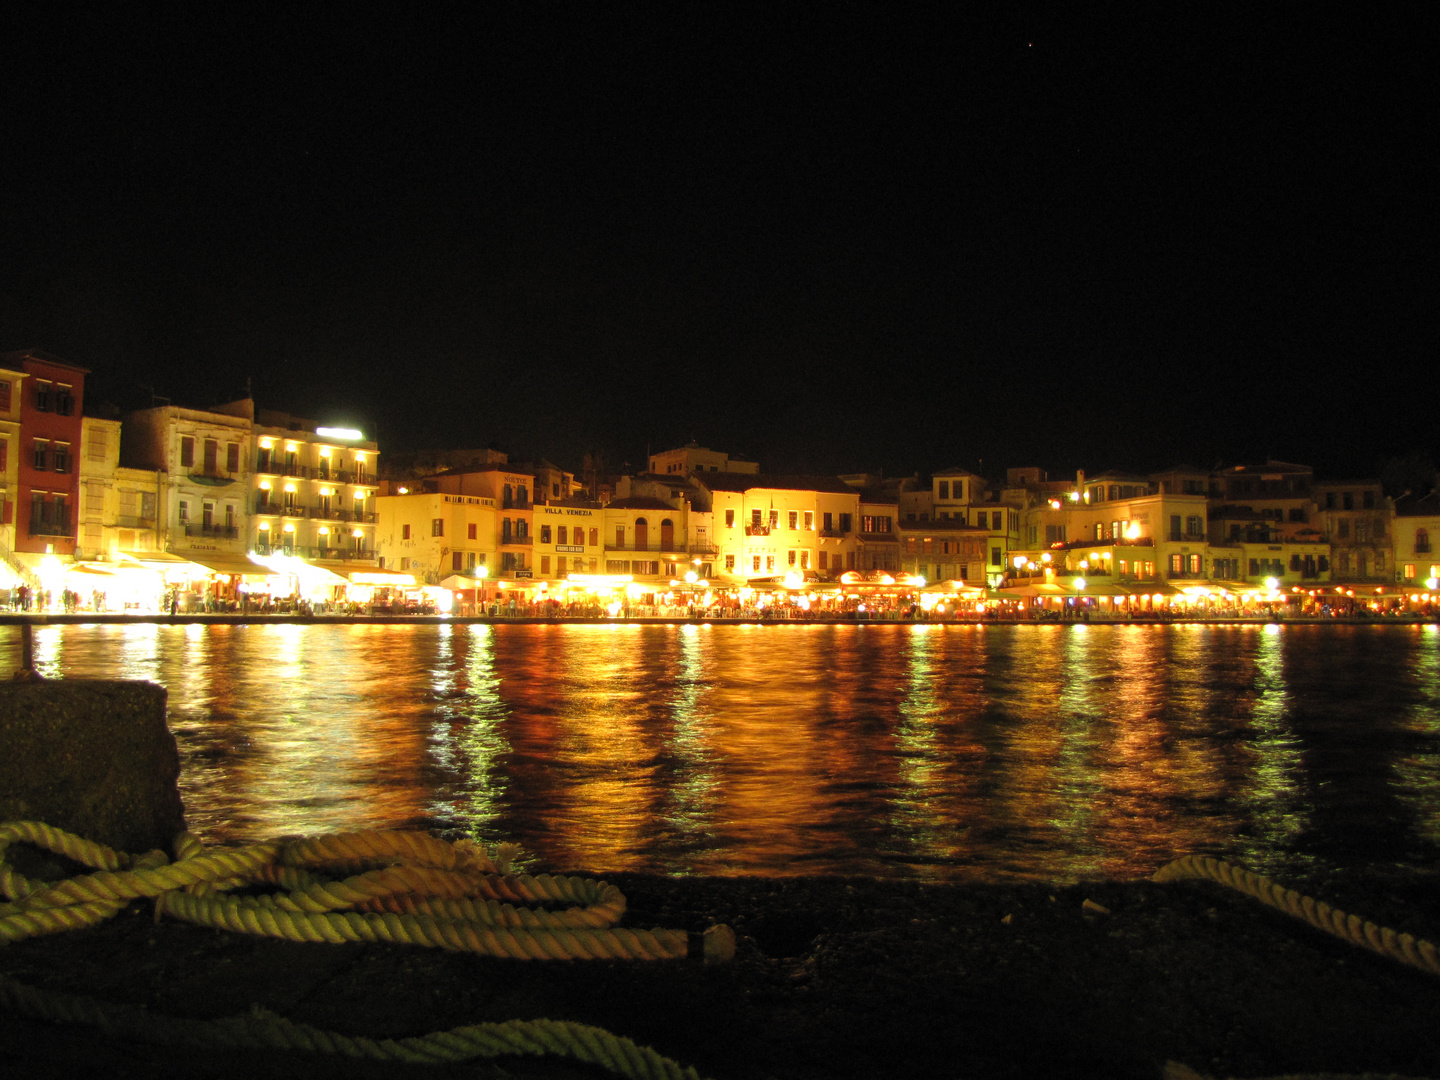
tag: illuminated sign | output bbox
[315,427,364,441]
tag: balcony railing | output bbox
[28,516,72,537]
[858,531,896,541]
[818,529,847,538]
[115,515,157,529]
[500,535,533,546]
[744,524,771,536]
[184,524,240,539]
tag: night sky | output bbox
[3,8,1434,482]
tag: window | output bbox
[32,439,47,469]
[752,555,761,572]
[1337,519,1350,539]
[1363,491,1376,509]
[0,440,6,472]
[1186,516,1203,537]
[1172,554,1186,574]
[55,384,74,415]
[803,511,813,530]
[1416,529,1431,554]
[540,556,551,575]
[227,443,240,473]
[178,500,189,522]
[751,509,762,527]
[557,526,567,544]
[823,512,833,532]
[1405,563,1417,579]
[1189,553,1202,574]
[589,528,598,546]
[35,380,52,411]
[788,511,798,530]
[725,509,735,527]
[819,551,828,570]
[990,546,1001,566]
[1045,524,1066,544]
[402,524,411,540]
[431,518,444,537]
[468,523,477,540]
[800,550,810,569]
[87,428,107,462]
[725,554,735,571]
[768,510,779,528]
[1342,493,1354,510]
[1169,515,1182,541]
[615,525,626,548]
[766,555,775,571]
[0,381,9,411]
[839,513,852,533]
[203,439,218,474]
[788,550,797,566]
[938,481,949,499]
[540,525,552,543]
[180,437,195,468]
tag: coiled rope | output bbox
[0,820,733,1079]
[1152,854,1440,978]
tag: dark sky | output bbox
[3,8,1435,481]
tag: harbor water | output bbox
[5,621,1439,884]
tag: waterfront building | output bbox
[603,496,713,581]
[377,464,534,585]
[1313,479,1392,584]
[375,486,498,584]
[897,518,988,584]
[855,492,900,573]
[77,415,163,559]
[0,359,28,585]
[533,499,604,580]
[5,348,87,573]
[121,400,253,565]
[697,473,860,583]
[1392,491,1440,587]
[648,442,759,476]
[249,407,378,563]
[1208,460,1317,541]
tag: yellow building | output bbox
[600,497,713,582]
[648,442,758,476]
[698,473,861,583]
[534,501,603,580]
[250,408,378,563]
[77,416,163,560]
[378,465,535,584]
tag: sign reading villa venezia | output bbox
[0,356,1434,608]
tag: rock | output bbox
[0,680,185,857]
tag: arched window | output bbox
[634,517,649,551]
[660,518,674,550]
[1416,528,1431,554]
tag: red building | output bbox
[3,349,88,562]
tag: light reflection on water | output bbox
[4,622,1439,884]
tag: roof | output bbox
[695,472,857,496]
[0,348,91,375]
[606,497,679,511]
[933,466,984,478]
[1394,491,1440,518]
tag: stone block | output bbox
[0,680,186,857]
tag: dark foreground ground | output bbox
[2,872,1438,1080]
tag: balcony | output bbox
[818,529,847,539]
[744,524,771,536]
[28,516,72,537]
[500,534,533,546]
[858,531,896,541]
[183,524,240,539]
[115,515,157,529]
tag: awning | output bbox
[188,554,277,577]
[114,552,213,578]
[65,562,120,577]
[340,569,417,586]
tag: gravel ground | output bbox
[2,873,1438,1080]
